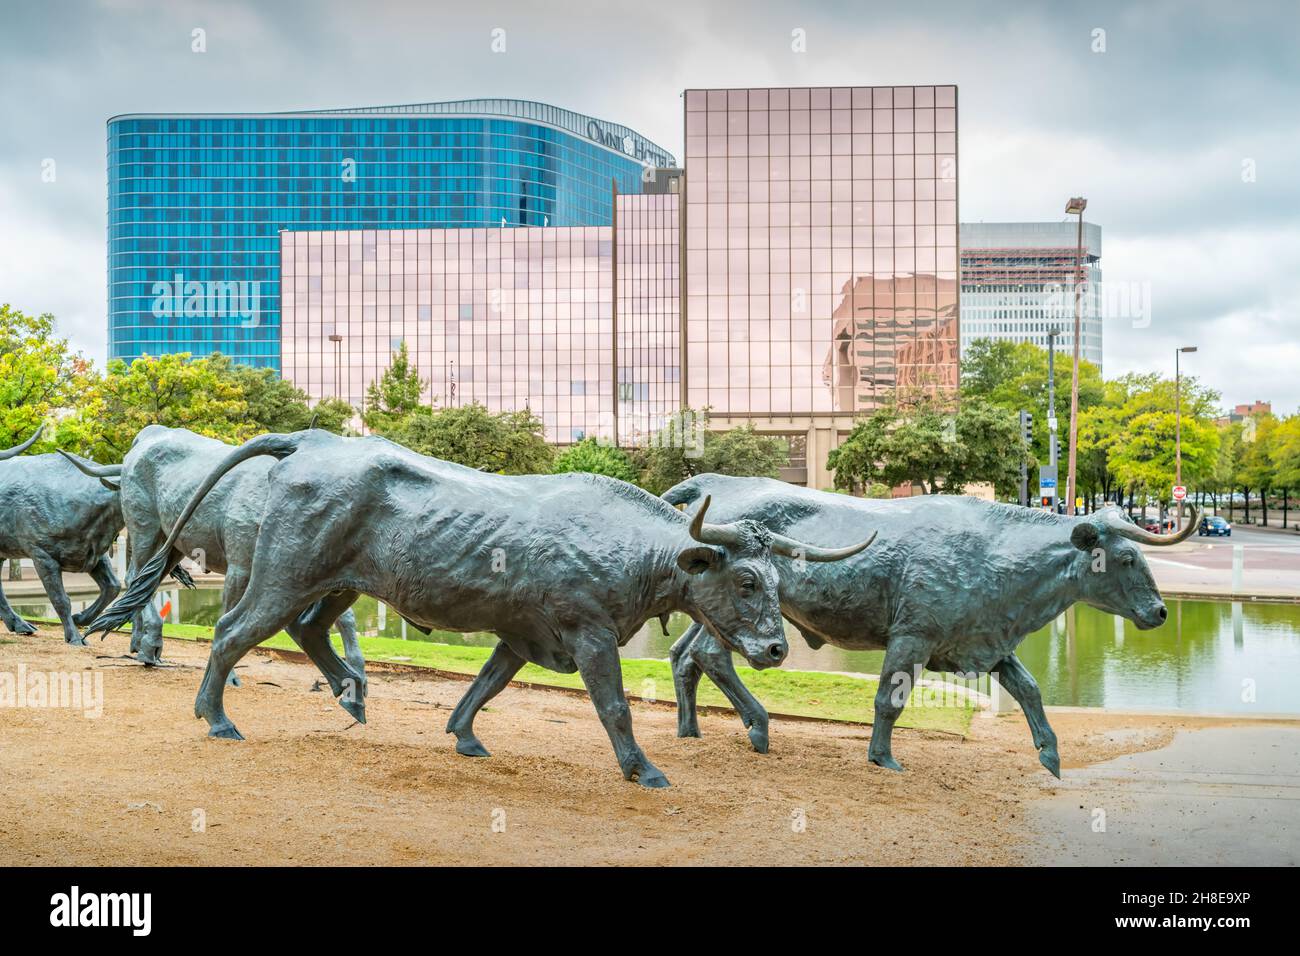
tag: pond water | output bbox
[14,589,1300,715]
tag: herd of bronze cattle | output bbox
[0,424,1195,787]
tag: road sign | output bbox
[1038,464,1058,500]
[1173,485,1187,501]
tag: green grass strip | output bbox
[27,617,973,735]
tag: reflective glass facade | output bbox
[108,100,673,370]
[683,86,959,415]
[616,191,681,445]
[281,226,614,443]
[959,221,1103,368]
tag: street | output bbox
[1138,525,1300,598]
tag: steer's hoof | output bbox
[208,723,245,741]
[11,620,38,636]
[454,737,491,758]
[136,647,164,667]
[635,769,671,789]
[339,697,367,725]
[67,634,88,647]
[1039,747,1062,779]
[869,753,904,772]
[748,724,770,754]
[676,723,701,739]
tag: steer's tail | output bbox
[661,477,707,509]
[87,431,310,636]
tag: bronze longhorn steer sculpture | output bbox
[0,426,125,644]
[658,475,1198,777]
[88,430,873,787]
[61,425,365,700]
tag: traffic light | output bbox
[1019,410,1033,444]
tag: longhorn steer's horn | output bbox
[57,449,124,479]
[687,494,877,561]
[0,424,44,460]
[769,528,877,562]
[1103,505,1201,546]
[687,495,746,548]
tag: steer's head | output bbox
[676,496,875,669]
[1068,506,1199,629]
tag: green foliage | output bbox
[363,342,427,433]
[828,394,1024,496]
[1271,416,1300,491]
[0,304,98,453]
[95,353,250,462]
[208,354,354,434]
[632,408,789,495]
[552,438,639,483]
[388,402,554,474]
[960,338,1104,467]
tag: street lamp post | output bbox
[1064,196,1087,516]
[1047,328,1059,510]
[1175,345,1198,531]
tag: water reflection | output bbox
[14,590,1300,715]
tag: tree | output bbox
[632,409,788,495]
[552,438,639,483]
[95,353,250,462]
[828,395,1024,495]
[363,342,428,433]
[387,403,554,474]
[208,354,354,435]
[0,304,97,453]
[960,338,1105,472]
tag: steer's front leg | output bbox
[570,629,669,788]
[687,628,771,754]
[0,570,38,635]
[868,634,931,772]
[31,550,84,645]
[993,653,1060,778]
[669,622,707,738]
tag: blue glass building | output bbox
[107,99,674,369]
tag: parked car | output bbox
[1141,515,1177,534]
[1199,515,1232,537]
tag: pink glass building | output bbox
[280,86,959,488]
[682,86,959,486]
[281,226,615,443]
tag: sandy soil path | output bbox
[0,628,1259,866]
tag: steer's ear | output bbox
[677,545,723,575]
[1070,522,1101,551]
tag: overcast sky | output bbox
[1,0,1296,412]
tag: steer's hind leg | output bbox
[868,635,930,772]
[285,591,365,723]
[73,555,120,629]
[689,628,772,754]
[669,623,707,738]
[0,571,37,635]
[993,653,1060,778]
[571,629,669,788]
[195,598,302,740]
[335,608,366,701]
[31,551,83,645]
[446,642,527,757]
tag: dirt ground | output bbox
[0,627,1250,866]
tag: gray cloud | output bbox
[1,0,1296,410]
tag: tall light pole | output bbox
[1175,345,1198,530]
[1064,196,1087,516]
[1047,328,1059,510]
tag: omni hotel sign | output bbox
[586,119,670,168]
